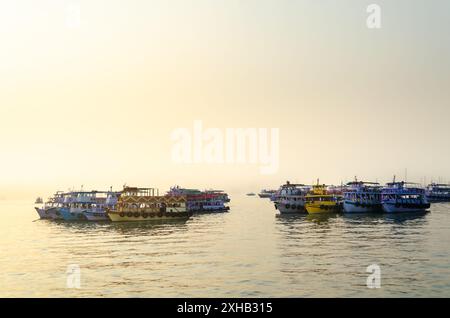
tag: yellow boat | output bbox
[304,181,342,214]
[106,187,192,222]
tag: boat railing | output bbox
[122,187,159,197]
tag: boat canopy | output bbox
[122,187,159,197]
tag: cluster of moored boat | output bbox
[261,179,450,214]
[34,180,449,221]
[34,186,230,222]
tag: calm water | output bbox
[1,196,450,297]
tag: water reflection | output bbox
[108,220,190,237]
[275,212,339,228]
[273,209,432,296]
[275,213,307,222]
[40,218,190,237]
[1,199,449,297]
[382,211,429,224]
[335,211,428,223]
[305,213,339,225]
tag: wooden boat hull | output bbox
[108,211,192,222]
[191,206,230,213]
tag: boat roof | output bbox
[65,190,121,195]
[346,181,380,185]
[281,183,307,187]
[386,181,422,186]
[123,186,157,191]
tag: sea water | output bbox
[0,196,449,297]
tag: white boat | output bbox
[168,186,230,213]
[274,181,310,214]
[84,191,121,221]
[34,191,65,220]
[382,181,430,213]
[56,190,120,221]
[426,183,450,202]
[204,189,231,203]
[343,180,382,213]
[58,191,92,221]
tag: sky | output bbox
[0,0,449,199]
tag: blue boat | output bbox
[83,191,121,221]
[58,206,86,221]
[381,180,430,213]
[343,180,382,213]
[58,191,99,221]
[426,183,450,202]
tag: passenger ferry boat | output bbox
[426,183,450,202]
[274,181,310,214]
[205,189,231,203]
[343,180,382,213]
[106,187,191,222]
[381,181,430,213]
[34,191,65,220]
[258,189,277,198]
[327,185,346,195]
[59,191,101,221]
[304,181,342,214]
[168,186,230,213]
[83,191,121,221]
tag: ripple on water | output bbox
[0,200,449,297]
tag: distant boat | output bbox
[258,189,276,198]
[247,193,256,196]
[35,197,43,204]
[168,186,230,213]
[426,183,450,202]
[204,189,231,203]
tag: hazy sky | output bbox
[1,0,449,199]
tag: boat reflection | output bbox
[275,212,339,226]
[382,211,429,223]
[48,218,190,236]
[342,211,429,224]
[275,213,307,222]
[305,213,339,224]
[107,219,190,236]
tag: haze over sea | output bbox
[1,196,449,297]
